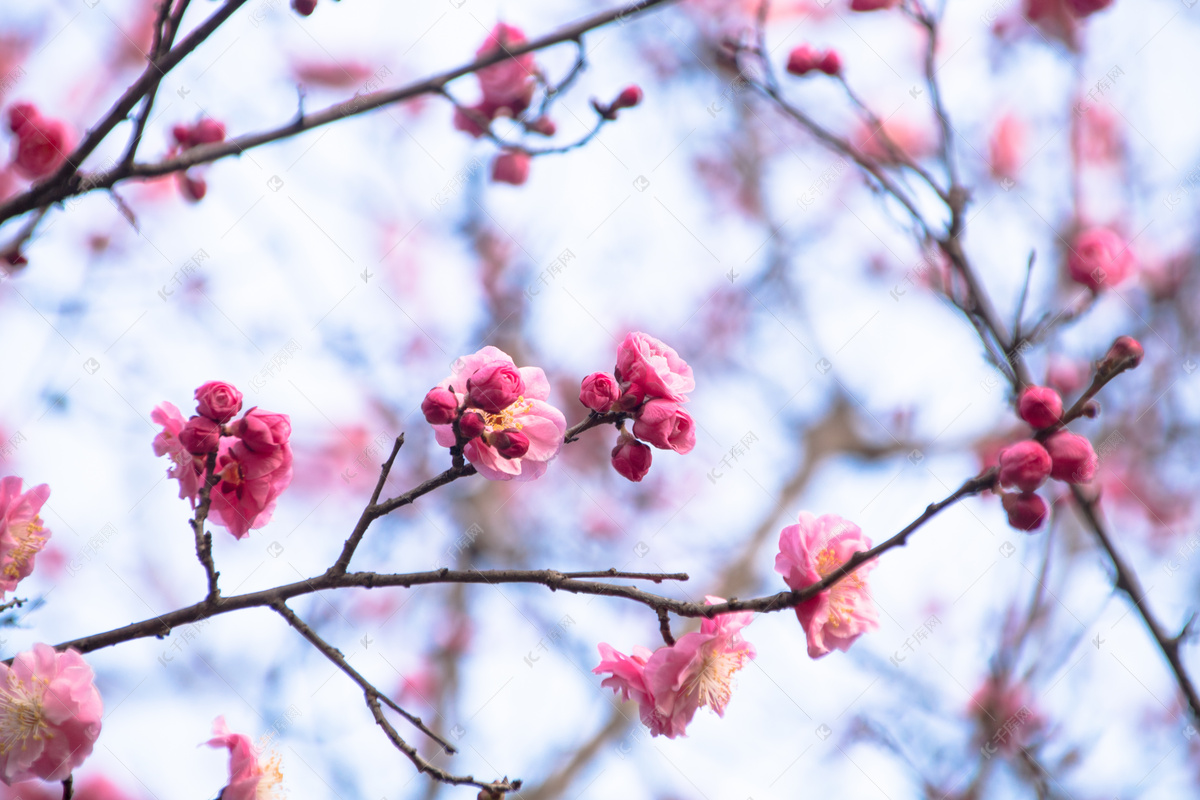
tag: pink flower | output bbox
[998,440,1052,492]
[7,104,71,180]
[228,408,291,454]
[818,50,842,75]
[610,85,643,113]
[615,332,695,404]
[466,361,525,413]
[1067,0,1113,15]
[631,399,696,454]
[1017,386,1062,430]
[152,401,204,504]
[786,45,822,76]
[209,436,294,539]
[452,104,489,138]
[611,432,652,482]
[774,512,879,658]
[206,716,284,800]
[179,416,221,454]
[491,150,531,186]
[594,596,755,738]
[988,113,1025,183]
[0,644,102,784]
[195,380,244,423]
[0,477,50,596]
[1067,227,1134,292]
[475,24,535,118]
[1002,492,1048,531]
[421,386,459,425]
[488,428,529,459]
[1044,431,1097,483]
[432,347,566,481]
[579,372,620,412]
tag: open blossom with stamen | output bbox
[594,596,755,739]
[0,643,102,784]
[775,512,879,658]
[0,477,51,596]
[206,717,284,800]
[208,435,294,540]
[152,401,204,504]
[432,347,566,481]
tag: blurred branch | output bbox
[0,0,682,227]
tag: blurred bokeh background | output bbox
[0,0,1199,797]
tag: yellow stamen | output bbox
[4,521,46,580]
[685,648,749,714]
[257,751,286,799]
[482,396,532,433]
[0,672,51,755]
[814,545,866,628]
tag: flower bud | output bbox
[421,386,459,425]
[1044,431,1097,483]
[631,399,696,454]
[489,428,530,459]
[458,410,487,441]
[1002,492,1047,532]
[7,103,37,135]
[180,173,207,202]
[616,382,645,413]
[1067,227,1134,292]
[611,434,652,482]
[998,440,1052,492]
[786,45,821,76]
[818,51,842,76]
[1101,335,1144,371]
[466,363,525,414]
[579,372,620,413]
[612,85,643,111]
[1081,400,1100,419]
[171,123,194,148]
[491,150,531,186]
[195,381,243,423]
[190,118,226,145]
[527,116,557,137]
[1018,386,1062,430]
[229,408,291,453]
[292,0,317,15]
[179,416,221,454]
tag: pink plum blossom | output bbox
[1002,491,1048,531]
[491,150,531,186]
[594,596,755,738]
[614,332,695,404]
[0,477,51,596]
[631,399,696,454]
[1067,227,1134,291]
[7,104,71,180]
[195,380,243,423]
[433,347,566,481]
[611,432,652,482]
[988,113,1025,183]
[475,24,536,118]
[579,372,620,412]
[209,435,294,539]
[1017,386,1062,430]
[152,401,203,503]
[1044,430,1097,483]
[997,440,1053,492]
[206,716,284,800]
[0,644,102,784]
[775,512,879,658]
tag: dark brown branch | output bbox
[191,450,220,604]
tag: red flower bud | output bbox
[458,410,487,441]
[1044,431,1097,483]
[579,372,620,413]
[229,408,291,453]
[818,51,842,76]
[195,381,243,423]
[1066,0,1113,16]
[171,123,194,148]
[466,363,525,414]
[998,439,1052,492]
[1101,335,1144,371]
[190,118,226,145]
[491,150,531,186]
[613,85,643,111]
[1002,492,1047,532]
[1018,386,1062,430]
[179,416,221,454]
[292,0,317,15]
[1081,400,1100,419]
[527,116,557,137]
[611,433,652,482]
[786,45,821,76]
[490,428,530,459]
[180,173,207,202]
[422,386,459,425]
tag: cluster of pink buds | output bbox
[785,45,841,77]
[168,117,226,202]
[580,332,696,482]
[6,103,71,180]
[153,381,294,539]
[423,347,566,481]
[996,337,1141,531]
